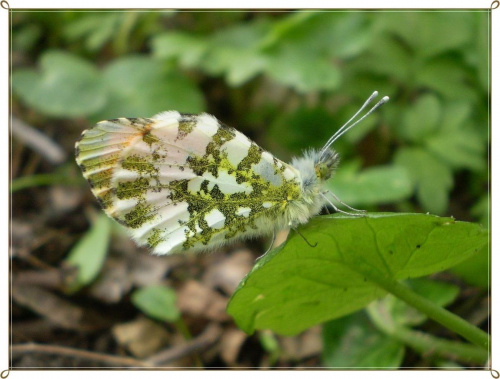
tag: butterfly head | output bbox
[292,92,389,193]
[290,148,338,195]
[314,149,339,181]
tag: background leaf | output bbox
[96,55,205,119]
[264,47,341,93]
[328,162,412,206]
[400,94,441,143]
[64,214,111,293]
[131,285,180,322]
[394,148,453,214]
[12,50,106,117]
[449,245,489,289]
[373,278,460,327]
[63,12,123,51]
[377,12,473,59]
[322,312,405,369]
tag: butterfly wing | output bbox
[75,111,302,254]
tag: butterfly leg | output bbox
[321,192,366,217]
[256,230,277,261]
[328,191,366,214]
[293,227,318,248]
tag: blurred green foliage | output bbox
[322,278,488,368]
[12,10,489,223]
[63,213,111,293]
[131,285,180,323]
[11,10,490,368]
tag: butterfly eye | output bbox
[315,162,332,180]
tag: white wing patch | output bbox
[75,112,303,255]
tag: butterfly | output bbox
[75,91,388,255]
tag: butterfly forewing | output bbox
[75,111,302,255]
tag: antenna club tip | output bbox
[372,90,379,96]
[382,96,390,102]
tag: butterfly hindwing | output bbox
[76,111,302,254]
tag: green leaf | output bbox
[400,94,441,143]
[471,13,489,92]
[377,12,473,59]
[64,214,111,293]
[12,50,106,117]
[261,12,372,60]
[152,31,209,68]
[449,244,489,289]
[197,19,270,85]
[96,55,204,119]
[258,11,321,50]
[264,46,341,93]
[227,213,487,335]
[360,33,412,81]
[425,102,485,172]
[375,278,460,327]
[259,330,280,354]
[366,295,488,364]
[322,13,373,59]
[131,285,180,322]
[394,148,453,215]
[322,312,404,368]
[208,47,267,87]
[416,56,474,101]
[267,107,338,154]
[471,195,489,228]
[211,18,270,48]
[328,162,413,206]
[12,23,42,52]
[63,12,123,51]
[426,130,485,172]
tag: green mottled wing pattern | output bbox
[75,111,303,254]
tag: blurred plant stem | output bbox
[11,163,84,192]
[368,273,489,350]
[367,303,489,365]
[173,318,204,368]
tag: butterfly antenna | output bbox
[320,91,389,157]
[320,91,379,154]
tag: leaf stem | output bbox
[368,274,490,351]
[367,304,489,364]
[11,164,84,192]
[174,318,193,340]
[173,318,203,368]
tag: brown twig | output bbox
[146,323,222,366]
[11,343,148,368]
[13,268,65,290]
[12,117,67,165]
[11,323,223,368]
